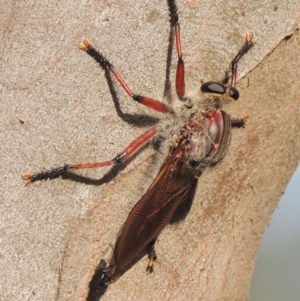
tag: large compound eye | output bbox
[200,81,226,95]
[229,87,239,100]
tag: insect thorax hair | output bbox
[153,88,230,173]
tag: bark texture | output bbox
[1,1,299,300]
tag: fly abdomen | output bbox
[87,260,115,301]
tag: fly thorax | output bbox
[182,109,223,169]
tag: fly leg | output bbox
[80,39,169,113]
[222,33,254,86]
[231,114,249,128]
[226,33,254,131]
[146,240,159,274]
[22,127,157,185]
[168,0,185,100]
[230,32,254,87]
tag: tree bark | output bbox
[1,1,299,300]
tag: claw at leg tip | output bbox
[245,32,253,43]
[22,172,32,185]
[79,38,92,51]
[242,114,249,120]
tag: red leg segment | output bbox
[168,0,185,100]
[80,39,169,113]
[22,127,157,185]
[175,24,185,99]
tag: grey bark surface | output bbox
[1,0,300,300]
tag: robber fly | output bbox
[22,0,254,299]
